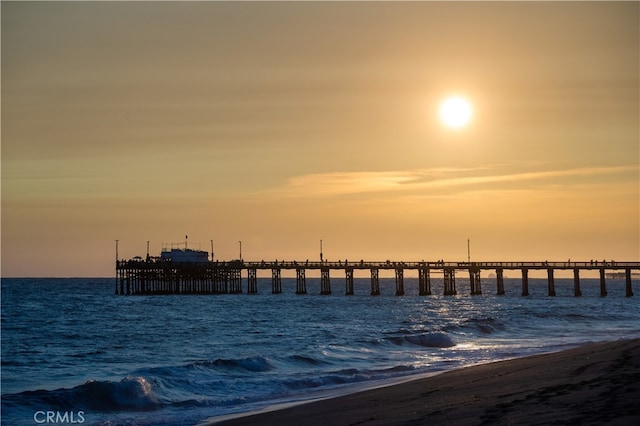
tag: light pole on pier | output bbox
[320,239,323,263]
[467,238,471,263]
[239,240,242,261]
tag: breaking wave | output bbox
[3,376,160,413]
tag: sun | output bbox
[439,96,473,129]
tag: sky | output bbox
[2,1,639,277]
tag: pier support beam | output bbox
[214,269,225,293]
[170,271,177,294]
[599,268,607,297]
[247,268,258,294]
[296,268,307,294]
[115,262,120,294]
[163,270,170,294]
[229,269,242,294]
[547,268,556,297]
[271,268,282,294]
[444,268,457,296]
[521,268,529,296]
[173,270,181,294]
[395,268,405,296]
[469,268,482,295]
[203,269,212,294]
[320,268,331,295]
[496,268,505,295]
[142,271,149,294]
[573,268,582,297]
[131,267,139,294]
[345,268,354,295]
[418,267,431,295]
[370,268,380,296]
[626,268,634,297]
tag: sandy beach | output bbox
[213,339,640,425]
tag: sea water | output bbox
[2,277,639,425]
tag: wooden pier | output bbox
[116,258,640,297]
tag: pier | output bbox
[116,253,640,297]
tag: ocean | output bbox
[2,276,639,425]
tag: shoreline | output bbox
[208,338,640,425]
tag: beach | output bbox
[214,339,640,425]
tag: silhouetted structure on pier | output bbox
[116,253,639,297]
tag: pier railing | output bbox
[116,259,640,297]
[241,260,637,270]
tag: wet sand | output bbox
[213,339,640,425]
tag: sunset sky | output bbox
[2,1,638,277]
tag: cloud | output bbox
[269,164,638,198]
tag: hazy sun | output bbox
[439,97,472,129]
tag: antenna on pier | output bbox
[320,239,324,263]
[467,238,471,263]
[146,241,150,261]
[211,240,214,261]
[115,239,119,263]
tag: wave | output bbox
[384,331,456,348]
[289,354,329,366]
[207,355,274,372]
[460,317,506,334]
[137,355,275,377]
[283,373,364,390]
[4,376,161,413]
[439,317,507,335]
[281,364,418,391]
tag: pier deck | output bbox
[116,259,640,297]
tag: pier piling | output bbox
[320,268,331,295]
[118,268,125,295]
[370,268,380,296]
[496,268,505,295]
[418,267,431,295]
[469,268,482,295]
[271,268,282,294]
[444,268,457,296]
[247,268,258,294]
[214,269,225,294]
[547,268,556,297]
[521,268,529,296]
[573,268,582,297]
[230,269,242,294]
[599,268,608,297]
[345,268,354,295]
[395,268,405,296]
[296,268,307,294]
